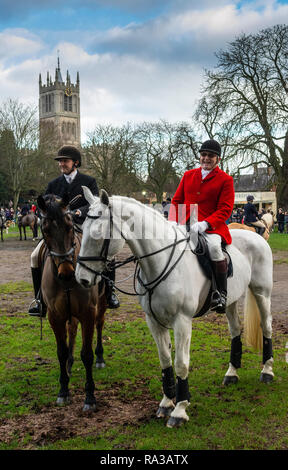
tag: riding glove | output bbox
[190,221,209,234]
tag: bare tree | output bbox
[83,123,141,196]
[197,24,288,205]
[0,99,57,209]
[0,99,40,210]
[135,120,194,202]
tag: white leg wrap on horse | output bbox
[170,400,190,421]
[225,363,239,378]
[159,395,175,410]
[261,357,274,377]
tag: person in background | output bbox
[277,208,285,233]
[243,195,266,236]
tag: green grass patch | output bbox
[1,224,35,239]
[274,258,288,264]
[268,231,288,251]
[0,311,287,450]
[0,281,32,294]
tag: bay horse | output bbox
[76,187,274,428]
[37,193,107,410]
[18,212,38,241]
[0,214,5,241]
[228,212,274,241]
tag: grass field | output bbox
[0,224,287,450]
[0,311,287,450]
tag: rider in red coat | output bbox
[169,139,235,313]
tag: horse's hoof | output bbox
[156,406,174,419]
[260,373,273,384]
[166,416,188,428]
[223,375,239,386]
[56,396,71,406]
[95,361,106,369]
[83,403,97,412]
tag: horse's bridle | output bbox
[76,204,192,287]
[76,203,193,328]
[77,205,114,276]
[41,210,77,270]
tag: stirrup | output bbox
[211,291,227,314]
[107,291,120,309]
[28,299,45,317]
[210,290,221,310]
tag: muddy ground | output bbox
[0,237,287,449]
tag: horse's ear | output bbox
[82,186,98,206]
[37,195,47,213]
[61,192,70,208]
[100,189,109,207]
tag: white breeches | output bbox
[250,220,265,228]
[201,233,225,262]
[31,239,44,268]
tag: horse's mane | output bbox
[43,194,66,223]
[111,195,167,223]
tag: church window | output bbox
[45,94,52,113]
[64,94,72,112]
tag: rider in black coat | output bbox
[29,145,120,317]
[243,195,265,236]
[46,171,98,225]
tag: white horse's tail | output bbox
[243,288,263,351]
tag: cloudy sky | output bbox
[1,0,288,142]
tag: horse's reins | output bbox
[77,206,203,329]
[40,209,79,324]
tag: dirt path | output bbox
[1,238,288,317]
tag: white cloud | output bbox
[1,1,288,143]
[0,29,44,61]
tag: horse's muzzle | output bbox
[57,263,75,281]
[79,278,92,289]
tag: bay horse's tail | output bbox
[243,288,263,351]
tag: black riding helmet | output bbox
[199,139,221,156]
[54,145,82,168]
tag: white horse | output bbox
[75,187,274,429]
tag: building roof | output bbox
[233,167,274,192]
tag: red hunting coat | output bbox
[169,166,235,245]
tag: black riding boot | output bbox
[210,259,228,314]
[28,267,47,318]
[104,261,120,309]
[258,226,266,237]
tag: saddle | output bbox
[244,222,265,235]
[193,234,233,318]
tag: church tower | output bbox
[39,57,81,148]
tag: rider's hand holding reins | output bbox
[190,221,208,234]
